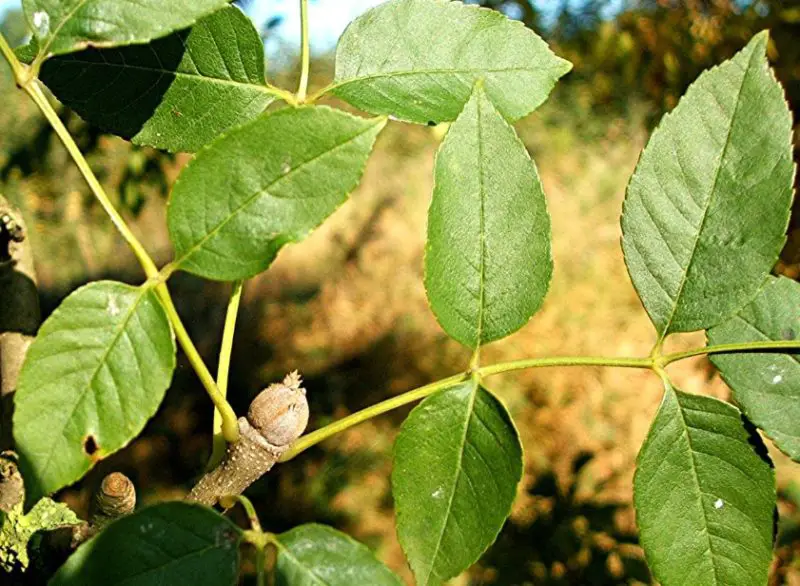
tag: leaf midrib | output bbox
[423,382,478,585]
[474,93,487,348]
[331,65,560,95]
[671,389,720,586]
[36,0,90,57]
[658,46,756,338]
[35,285,147,484]
[54,55,272,94]
[173,118,382,269]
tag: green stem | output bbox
[154,284,240,443]
[0,32,25,82]
[297,0,311,101]
[662,339,800,365]
[209,280,245,467]
[22,80,159,279]
[280,338,798,460]
[265,83,299,106]
[256,546,266,586]
[477,355,653,377]
[0,34,241,444]
[221,494,262,533]
[279,372,470,461]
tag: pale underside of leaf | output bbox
[621,31,794,337]
[330,0,571,124]
[13,282,175,505]
[634,385,775,586]
[425,84,552,348]
[37,5,272,153]
[709,276,800,461]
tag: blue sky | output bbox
[0,0,625,56]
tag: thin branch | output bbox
[188,372,309,506]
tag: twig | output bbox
[188,372,309,506]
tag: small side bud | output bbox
[91,472,136,526]
[248,371,309,447]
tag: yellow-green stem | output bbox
[210,280,245,467]
[280,339,798,460]
[221,494,262,533]
[0,33,25,82]
[280,372,470,461]
[22,80,159,279]
[297,0,311,101]
[0,34,241,444]
[155,284,240,443]
[662,339,800,365]
[477,355,653,377]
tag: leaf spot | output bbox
[83,435,98,456]
[107,295,120,317]
[714,498,724,510]
[32,11,50,36]
[431,487,444,499]
[772,374,783,384]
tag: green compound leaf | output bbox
[168,106,385,281]
[634,385,775,586]
[621,31,794,337]
[393,381,522,585]
[330,0,571,124]
[708,276,800,461]
[23,0,230,58]
[35,5,274,153]
[425,84,551,348]
[274,524,403,586]
[0,497,80,573]
[13,282,175,506]
[50,502,241,586]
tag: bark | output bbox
[0,195,40,512]
[188,372,309,506]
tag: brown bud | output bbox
[93,472,136,520]
[248,370,309,447]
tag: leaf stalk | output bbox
[281,339,799,460]
[297,0,311,101]
[210,280,245,466]
[0,34,240,443]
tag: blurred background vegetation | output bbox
[1,0,799,584]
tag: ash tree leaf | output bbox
[708,276,800,461]
[13,282,176,507]
[393,381,522,586]
[425,84,551,348]
[35,5,275,153]
[274,524,403,586]
[329,0,571,124]
[50,502,241,586]
[168,106,385,281]
[0,497,80,572]
[621,31,794,338]
[634,384,775,586]
[23,0,231,59]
